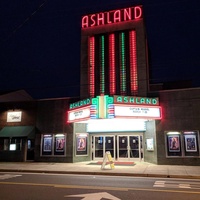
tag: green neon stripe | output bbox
[121,32,126,92]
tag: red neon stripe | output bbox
[129,31,138,95]
[89,37,95,97]
[109,33,116,95]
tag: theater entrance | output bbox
[91,134,143,161]
[93,135,115,160]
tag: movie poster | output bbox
[77,136,86,151]
[55,136,65,152]
[168,135,180,152]
[76,134,88,156]
[184,135,197,152]
[43,136,52,152]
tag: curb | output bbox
[1,169,200,180]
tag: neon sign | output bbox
[114,95,159,105]
[82,6,142,29]
[67,95,160,123]
[69,98,91,110]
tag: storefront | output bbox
[68,95,161,162]
[0,99,37,162]
[0,126,35,161]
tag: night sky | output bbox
[0,0,200,99]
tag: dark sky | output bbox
[0,0,200,99]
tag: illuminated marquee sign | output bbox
[69,98,91,110]
[82,5,142,28]
[67,95,161,123]
[68,106,91,123]
[114,95,159,106]
[114,105,161,119]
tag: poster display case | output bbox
[166,131,199,157]
[183,131,199,157]
[146,138,154,151]
[166,132,182,157]
[41,134,66,156]
[42,135,53,155]
[54,134,65,156]
[76,133,88,156]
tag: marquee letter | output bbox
[90,14,96,27]
[107,12,112,24]
[124,8,131,21]
[152,99,158,105]
[114,10,121,23]
[97,13,104,26]
[82,16,89,28]
[134,6,142,19]
[117,96,123,103]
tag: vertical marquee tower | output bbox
[80,5,149,99]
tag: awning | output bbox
[0,126,35,139]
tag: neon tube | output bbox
[100,35,105,94]
[129,30,138,95]
[120,32,126,95]
[89,37,95,97]
[109,33,116,95]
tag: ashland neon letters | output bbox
[82,6,142,28]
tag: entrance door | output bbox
[117,135,140,161]
[93,136,115,160]
[27,139,34,161]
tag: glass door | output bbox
[117,135,141,161]
[118,136,128,159]
[129,136,139,159]
[93,135,115,160]
[105,136,115,158]
[94,136,104,159]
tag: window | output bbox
[166,131,199,157]
[0,138,22,151]
[10,138,21,151]
[0,139,3,150]
[41,134,66,156]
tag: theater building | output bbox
[68,5,162,163]
[68,5,200,165]
[0,5,199,165]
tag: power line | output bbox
[2,1,47,44]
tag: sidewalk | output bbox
[0,161,200,179]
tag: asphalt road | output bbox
[0,172,200,200]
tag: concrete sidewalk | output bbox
[0,161,200,179]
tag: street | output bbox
[0,172,200,200]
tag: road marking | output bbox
[153,180,200,190]
[0,174,22,180]
[179,184,191,189]
[65,192,121,200]
[0,181,200,195]
[153,181,165,187]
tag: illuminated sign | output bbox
[114,96,159,105]
[68,106,91,123]
[69,98,91,110]
[82,6,142,29]
[68,95,161,123]
[7,111,22,122]
[114,105,161,119]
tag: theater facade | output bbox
[0,5,199,165]
[68,5,200,165]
